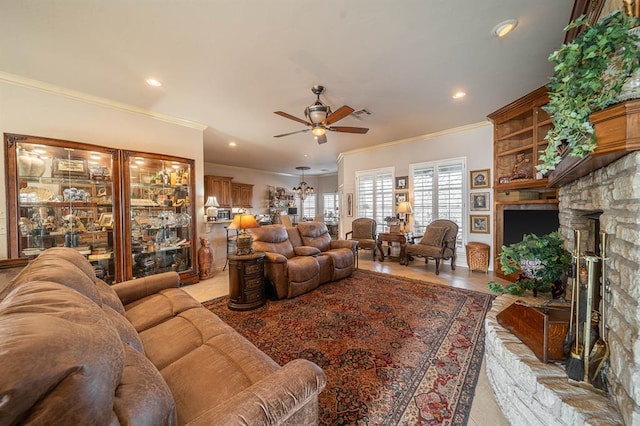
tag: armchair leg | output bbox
[451,254,456,271]
[435,258,441,275]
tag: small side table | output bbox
[466,242,490,273]
[376,232,408,265]
[227,252,266,311]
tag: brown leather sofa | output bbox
[0,247,326,425]
[250,222,357,299]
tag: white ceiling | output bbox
[1,0,573,176]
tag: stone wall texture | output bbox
[558,151,640,425]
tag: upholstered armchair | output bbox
[345,218,377,262]
[405,219,458,275]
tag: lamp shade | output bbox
[232,214,259,231]
[204,196,219,207]
[396,201,413,214]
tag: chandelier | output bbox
[293,166,314,201]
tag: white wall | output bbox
[0,80,205,259]
[339,122,495,270]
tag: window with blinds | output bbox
[302,194,316,220]
[356,168,394,233]
[323,193,339,220]
[411,159,464,245]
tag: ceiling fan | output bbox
[274,85,369,144]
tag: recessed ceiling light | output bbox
[229,142,237,147]
[145,78,163,87]
[452,91,466,99]
[304,154,308,157]
[492,19,518,37]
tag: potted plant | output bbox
[488,231,572,296]
[538,10,640,175]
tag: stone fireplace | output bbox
[485,151,640,425]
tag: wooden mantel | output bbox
[548,99,640,187]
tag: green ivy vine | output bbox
[538,10,640,175]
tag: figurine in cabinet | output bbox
[511,152,533,180]
[198,237,214,280]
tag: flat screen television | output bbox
[503,210,560,246]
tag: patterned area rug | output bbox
[204,270,494,425]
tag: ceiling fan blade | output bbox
[274,111,310,126]
[315,134,328,144]
[325,105,355,125]
[328,126,369,134]
[274,129,310,138]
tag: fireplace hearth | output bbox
[486,151,640,425]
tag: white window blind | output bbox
[411,160,464,245]
[356,169,394,233]
[323,193,339,220]
[302,194,316,220]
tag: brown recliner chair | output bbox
[250,223,356,299]
[345,218,377,263]
[405,219,458,275]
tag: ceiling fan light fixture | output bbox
[306,104,330,124]
[492,19,518,37]
[312,125,326,136]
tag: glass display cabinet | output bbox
[122,151,197,284]
[5,134,122,283]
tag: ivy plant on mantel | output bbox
[538,9,640,175]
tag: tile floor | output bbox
[184,254,512,425]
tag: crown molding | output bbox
[0,71,208,131]
[338,120,490,161]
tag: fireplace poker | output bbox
[589,232,610,383]
[566,230,584,381]
[583,254,600,383]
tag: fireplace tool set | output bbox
[565,230,610,391]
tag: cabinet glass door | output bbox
[5,134,120,283]
[122,151,197,284]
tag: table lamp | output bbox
[396,201,413,232]
[205,196,220,221]
[232,213,259,255]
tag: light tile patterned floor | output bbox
[183,256,512,426]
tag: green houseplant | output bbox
[538,10,640,175]
[488,231,572,296]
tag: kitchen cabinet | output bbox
[204,175,233,208]
[231,182,253,208]
[5,133,122,283]
[122,151,198,284]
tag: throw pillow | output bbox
[420,226,448,247]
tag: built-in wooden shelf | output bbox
[548,99,640,187]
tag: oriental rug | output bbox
[204,270,494,425]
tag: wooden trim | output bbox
[487,86,548,123]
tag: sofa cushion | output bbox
[251,225,295,259]
[123,288,203,333]
[96,279,126,315]
[37,246,97,282]
[139,307,280,424]
[114,345,176,425]
[0,281,124,425]
[297,222,332,252]
[420,226,448,247]
[294,246,321,256]
[104,305,145,353]
[10,256,101,305]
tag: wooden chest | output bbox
[496,301,571,363]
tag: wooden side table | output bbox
[227,252,266,311]
[376,232,408,265]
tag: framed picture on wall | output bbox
[470,192,490,211]
[470,169,490,189]
[395,192,407,206]
[395,176,408,190]
[470,215,490,234]
[346,193,353,217]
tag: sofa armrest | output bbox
[294,246,322,256]
[186,359,326,425]
[263,252,288,264]
[111,272,180,305]
[330,239,357,252]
